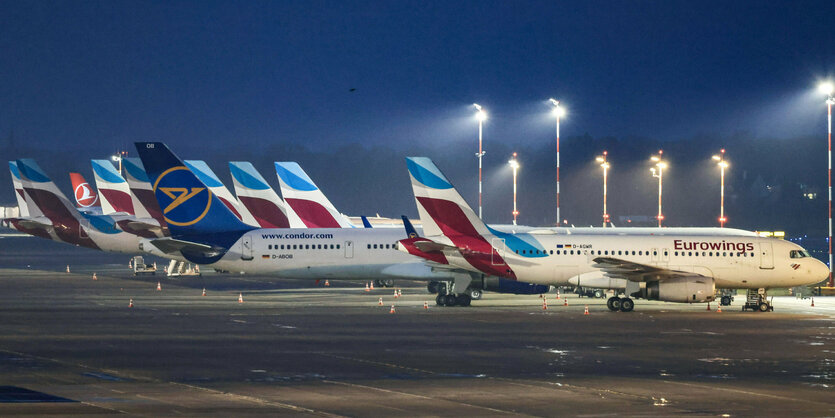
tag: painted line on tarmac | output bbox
[661,380,835,406]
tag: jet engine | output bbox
[642,277,715,303]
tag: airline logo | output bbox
[673,239,754,252]
[153,166,212,226]
[791,263,801,270]
[74,182,99,207]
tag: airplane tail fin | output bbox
[122,157,167,228]
[274,162,353,228]
[183,160,260,227]
[9,161,30,217]
[90,159,139,215]
[134,142,254,240]
[229,161,304,228]
[360,216,373,228]
[69,172,101,210]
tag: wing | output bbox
[148,238,216,255]
[592,257,706,282]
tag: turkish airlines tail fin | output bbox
[274,162,353,228]
[69,172,102,211]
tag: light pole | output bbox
[549,98,566,226]
[508,153,520,226]
[474,104,487,220]
[596,151,610,227]
[712,149,729,227]
[111,150,127,174]
[819,81,835,287]
[650,150,666,228]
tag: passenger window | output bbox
[292,245,297,250]
[723,252,727,256]
[318,244,322,249]
[550,250,553,255]
[571,250,575,255]
[709,252,713,257]
[373,244,377,249]
[305,245,310,250]
[632,251,636,255]
[367,244,371,249]
[653,251,658,256]
[330,244,334,249]
[337,244,341,249]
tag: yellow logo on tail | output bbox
[153,166,212,226]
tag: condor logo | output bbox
[153,166,212,226]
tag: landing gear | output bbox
[593,289,604,299]
[742,288,773,312]
[374,279,395,288]
[606,296,634,312]
[428,281,448,295]
[720,295,732,306]
[456,293,472,307]
[468,288,483,300]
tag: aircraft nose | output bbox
[813,259,830,283]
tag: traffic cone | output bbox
[238,293,244,303]
[423,301,429,309]
[128,298,134,308]
[365,282,370,292]
[584,305,589,315]
[717,305,722,313]
[156,282,162,291]
[378,297,383,306]
[324,280,330,287]
[202,288,207,297]
[390,305,395,314]
[563,298,568,307]
[394,289,399,299]
[128,259,133,269]
[92,272,97,281]
[706,303,711,311]
[370,281,375,290]
[66,265,70,273]
[811,297,815,307]
[397,289,402,297]
[556,289,561,300]
[542,299,548,310]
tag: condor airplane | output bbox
[397,157,828,310]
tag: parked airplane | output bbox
[184,160,260,227]
[90,159,164,238]
[274,162,354,228]
[398,157,828,310]
[69,172,102,213]
[229,161,305,228]
[122,157,168,234]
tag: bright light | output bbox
[601,162,609,169]
[551,106,566,118]
[819,82,834,96]
[508,159,519,169]
[111,155,121,162]
[718,161,729,168]
[596,157,604,163]
[651,156,660,162]
[473,103,487,121]
[657,162,667,169]
[473,103,482,111]
[712,155,721,161]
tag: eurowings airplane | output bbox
[69,172,102,213]
[229,161,306,228]
[183,160,260,227]
[274,162,354,228]
[397,157,828,310]
[90,159,164,238]
[122,157,168,234]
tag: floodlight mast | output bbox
[474,103,486,220]
[819,81,835,287]
[549,98,565,225]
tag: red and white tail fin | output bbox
[122,157,167,229]
[69,172,101,210]
[91,159,144,216]
[274,162,353,228]
[9,161,30,217]
[183,160,261,227]
[229,161,305,228]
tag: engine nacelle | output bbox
[568,271,627,290]
[642,277,715,303]
[473,276,550,295]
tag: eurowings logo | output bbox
[791,263,801,270]
[74,182,98,207]
[153,166,212,226]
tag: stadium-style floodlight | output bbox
[474,103,486,219]
[819,81,835,286]
[712,150,729,227]
[111,150,127,174]
[549,98,566,226]
[508,152,520,225]
[650,150,666,227]
[596,151,610,227]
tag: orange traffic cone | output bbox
[365,282,370,292]
[238,293,244,303]
[542,299,548,310]
[397,289,402,297]
[394,289,399,299]
[202,288,207,297]
[563,298,568,307]
[717,305,722,313]
[128,298,134,308]
[378,297,383,306]
[66,265,70,273]
[811,297,815,307]
[584,305,589,315]
[389,305,396,314]
[128,259,133,269]
[370,281,375,290]
[556,289,561,300]
[156,282,162,291]
[324,279,330,287]
[423,301,429,309]
[92,272,97,281]
[706,303,711,311]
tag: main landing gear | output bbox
[374,279,395,288]
[428,280,479,307]
[606,296,634,312]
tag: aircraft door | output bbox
[491,238,506,265]
[662,248,670,263]
[759,242,774,269]
[241,235,253,260]
[650,247,659,263]
[345,241,354,258]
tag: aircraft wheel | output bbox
[435,294,446,306]
[444,294,458,306]
[619,298,635,312]
[758,302,770,312]
[456,294,472,307]
[720,295,732,306]
[383,279,395,288]
[428,281,439,294]
[593,289,604,298]
[606,296,621,312]
[468,288,483,300]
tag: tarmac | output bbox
[0,235,833,416]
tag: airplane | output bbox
[90,159,164,238]
[133,142,554,296]
[274,162,354,228]
[229,161,306,228]
[69,172,102,213]
[397,157,828,310]
[183,160,260,227]
[121,157,168,234]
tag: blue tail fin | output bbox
[134,142,254,239]
[361,216,373,228]
[401,215,419,238]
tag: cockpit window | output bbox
[790,250,811,258]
